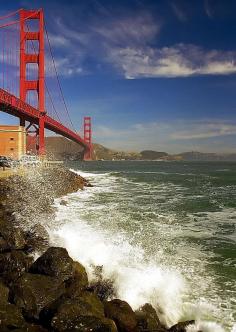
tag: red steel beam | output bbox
[0,88,88,149]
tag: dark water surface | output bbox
[51,161,236,331]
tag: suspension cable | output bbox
[0,9,21,20]
[44,23,76,131]
[0,10,40,29]
[25,21,62,123]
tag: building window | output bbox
[10,137,14,141]
[10,148,14,151]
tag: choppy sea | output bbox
[46,161,236,332]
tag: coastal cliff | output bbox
[0,168,195,331]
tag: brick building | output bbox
[0,125,26,159]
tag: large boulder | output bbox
[168,320,195,332]
[25,224,49,252]
[11,273,65,319]
[29,247,74,282]
[104,299,137,332]
[52,314,117,332]
[0,250,33,284]
[40,291,106,329]
[0,303,25,330]
[135,303,167,331]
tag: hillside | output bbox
[45,137,141,160]
[45,137,84,160]
[45,136,236,161]
[140,150,168,160]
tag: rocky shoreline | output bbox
[0,167,195,332]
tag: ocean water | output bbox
[47,161,235,331]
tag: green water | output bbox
[58,161,236,330]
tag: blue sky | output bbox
[1,0,236,153]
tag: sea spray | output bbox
[49,217,186,326]
[186,321,225,332]
[48,162,235,330]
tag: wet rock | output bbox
[52,314,117,332]
[0,250,33,284]
[65,261,89,297]
[168,320,195,332]
[17,323,48,332]
[0,219,26,250]
[104,299,137,332]
[135,303,166,331]
[0,282,9,304]
[11,272,65,319]
[85,182,93,187]
[40,291,105,329]
[29,247,73,282]
[81,291,105,317]
[0,303,25,330]
[25,224,49,252]
[88,265,116,301]
[88,278,115,302]
[60,199,68,206]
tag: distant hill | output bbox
[45,137,140,160]
[175,151,236,161]
[140,150,168,160]
[45,137,84,160]
[45,137,236,161]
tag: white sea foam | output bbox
[49,216,186,327]
[47,168,233,331]
[186,321,225,332]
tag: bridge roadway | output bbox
[0,88,88,149]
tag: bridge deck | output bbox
[0,88,88,149]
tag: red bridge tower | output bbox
[83,116,92,160]
[19,9,45,155]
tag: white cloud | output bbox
[204,0,214,19]
[170,2,188,22]
[108,44,236,78]
[46,10,160,77]
[171,121,236,139]
[44,7,236,79]
[93,120,236,153]
[91,12,160,46]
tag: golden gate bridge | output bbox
[0,8,92,160]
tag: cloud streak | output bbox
[44,3,236,79]
[93,120,236,153]
[108,44,236,79]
